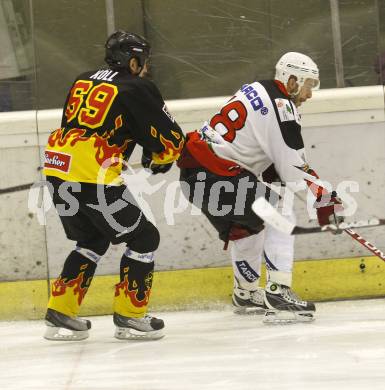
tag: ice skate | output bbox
[232,279,266,315]
[113,313,165,340]
[263,282,315,324]
[44,308,91,341]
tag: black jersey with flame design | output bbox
[43,68,185,184]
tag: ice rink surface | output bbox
[1,299,385,390]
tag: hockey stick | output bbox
[343,229,385,261]
[252,197,385,234]
[0,162,143,195]
[0,183,34,195]
[252,197,385,261]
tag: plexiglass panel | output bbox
[0,0,48,320]
[0,0,34,111]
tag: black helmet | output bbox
[104,30,150,70]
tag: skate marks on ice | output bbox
[2,299,385,390]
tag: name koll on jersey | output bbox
[90,69,118,82]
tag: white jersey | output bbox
[202,80,313,185]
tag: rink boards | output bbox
[1,255,385,320]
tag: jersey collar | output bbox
[274,80,289,97]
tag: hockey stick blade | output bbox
[252,197,296,234]
[252,197,385,235]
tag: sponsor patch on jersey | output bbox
[235,260,259,283]
[162,103,175,122]
[275,98,295,122]
[44,150,72,173]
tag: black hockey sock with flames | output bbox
[47,249,98,317]
[114,251,154,318]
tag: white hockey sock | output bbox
[263,214,295,287]
[231,231,264,291]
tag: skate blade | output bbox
[233,306,266,315]
[114,327,164,341]
[44,324,89,341]
[263,310,315,324]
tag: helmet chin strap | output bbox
[285,85,301,107]
[288,90,299,99]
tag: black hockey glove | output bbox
[141,149,173,175]
[261,164,281,184]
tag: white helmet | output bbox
[275,52,320,91]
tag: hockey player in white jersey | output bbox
[178,52,344,323]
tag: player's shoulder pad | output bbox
[120,76,162,98]
[259,80,304,150]
[131,77,162,96]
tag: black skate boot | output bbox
[263,282,315,324]
[113,313,165,340]
[44,308,91,340]
[232,278,266,315]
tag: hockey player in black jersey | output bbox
[43,31,184,340]
[178,52,344,323]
